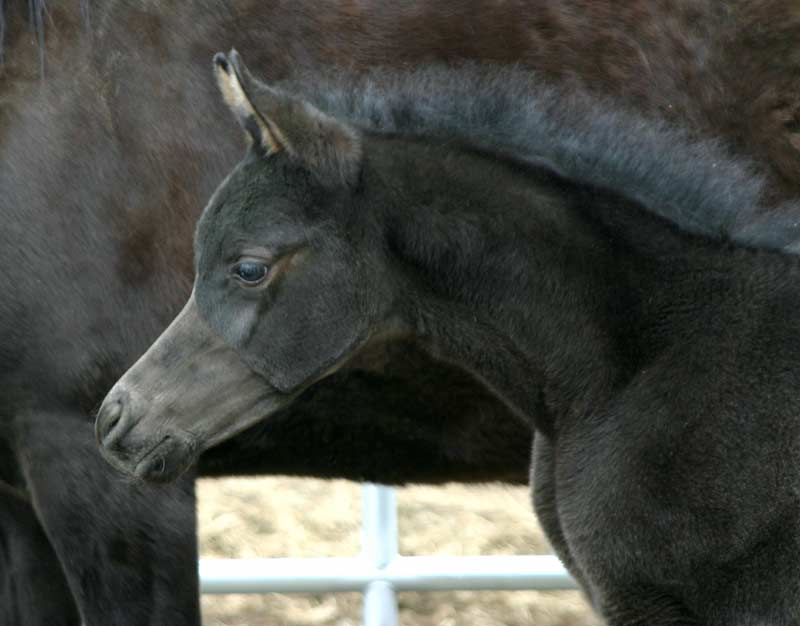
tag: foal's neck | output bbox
[386,150,800,431]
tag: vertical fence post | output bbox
[361,484,399,626]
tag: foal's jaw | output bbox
[95,291,290,481]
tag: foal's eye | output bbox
[232,260,269,285]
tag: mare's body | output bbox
[6,0,800,623]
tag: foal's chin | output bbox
[97,425,200,482]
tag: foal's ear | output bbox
[213,49,362,188]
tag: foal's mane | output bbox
[281,65,800,253]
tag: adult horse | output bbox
[6,0,800,623]
[99,52,800,626]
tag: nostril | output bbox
[100,403,122,442]
[96,390,133,449]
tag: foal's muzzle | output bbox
[95,290,287,482]
[96,387,197,482]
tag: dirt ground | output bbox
[198,477,599,626]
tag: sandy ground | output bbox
[198,478,599,626]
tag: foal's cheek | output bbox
[226,302,260,348]
[197,282,259,351]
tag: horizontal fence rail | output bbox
[199,554,577,593]
[198,484,577,625]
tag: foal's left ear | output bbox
[213,49,362,188]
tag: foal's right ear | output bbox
[213,49,362,188]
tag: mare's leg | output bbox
[0,482,79,626]
[15,410,201,626]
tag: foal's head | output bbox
[96,51,527,479]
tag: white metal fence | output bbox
[199,483,577,625]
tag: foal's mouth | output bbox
[132,433,199,482]
[98,427,199,483]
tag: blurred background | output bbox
[198,478,598,626]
